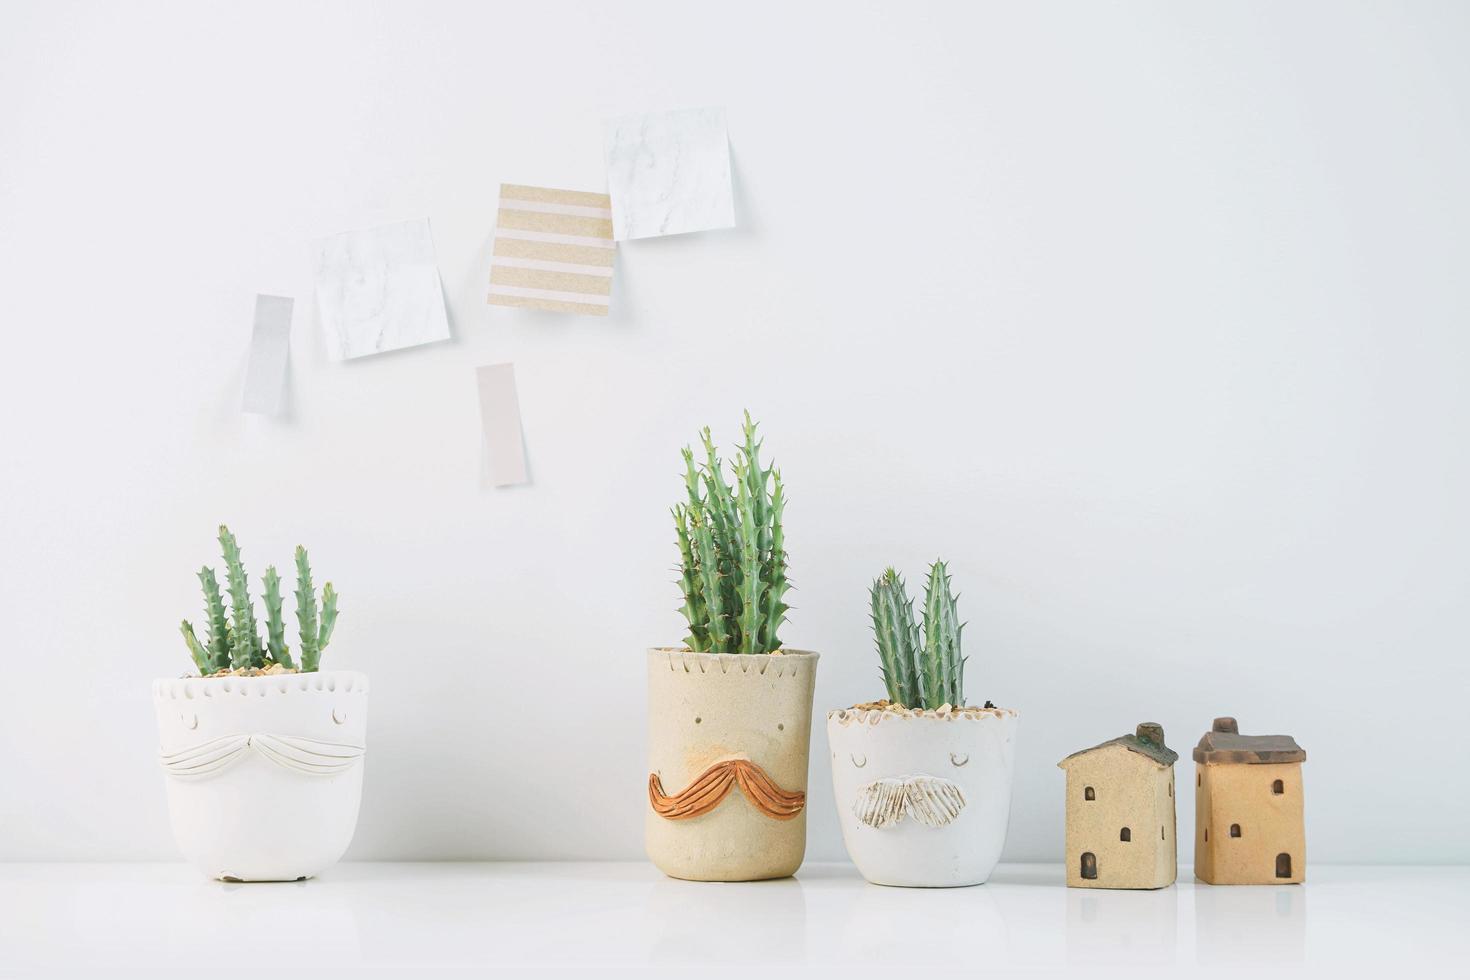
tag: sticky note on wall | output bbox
[312,219,451,359]
[605,107,734,241]
[488,184,614,316]
[476,363,529,487]
[242,294,293,415]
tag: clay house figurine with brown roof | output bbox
[1193,717,1306,885]
[1057,723,1178,889]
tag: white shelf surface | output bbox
[1,862,1463,974]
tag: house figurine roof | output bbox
[1058,722,1178,769]
[1192,717,1306,764]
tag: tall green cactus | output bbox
[870,569,920,708]
[868,560,969,708]
[197,567,232,673]
[262,566,295,669]
[317,582,339,658]
[761,470,789,652]
[179,526,339,675]
[919,561,964,708]
[219,525,264,669]
[672,413,792,654]
[672,504,708,651]
[294,545,320,671]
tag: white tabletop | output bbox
[0,862,1462,975]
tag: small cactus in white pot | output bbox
[155,526,365,881]
[827,564,1018,887]
[646,415,819,882]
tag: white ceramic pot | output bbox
[827,706,1018,887]
[645,648,818,881]
[152,670,368,881]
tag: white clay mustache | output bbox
[853,774,967,829]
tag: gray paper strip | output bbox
[242,294,293,415]
[476,363,529,487]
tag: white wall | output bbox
[2,0,1467,865]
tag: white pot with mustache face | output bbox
[646,648,818,881]
[153,671,368,881]
[827,706,1018,887]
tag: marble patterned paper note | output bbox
[604,107,735,241]
[476,363,528,487]
[242,294,293,415]
[488,184,615,316]
[312,219,451,360]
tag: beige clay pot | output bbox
[645,648,819,881]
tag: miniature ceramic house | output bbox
[1057,722,1177,889]
[1193,716,1306,884]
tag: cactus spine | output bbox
[179,526,339,675]
[672,413,792,654]
[868,560,968,709]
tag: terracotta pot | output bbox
[645,648,819,881]
[827,706,1018,887]
[152,670,368,881]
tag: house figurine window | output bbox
[1081,852,1097,879]
[1119,827,1131,842]
[1272,779,1284,795]
[1084,787,1095,801]
[1230,824,1241,838]
[1276,853,1292,878]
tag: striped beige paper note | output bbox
[488,184,614,316]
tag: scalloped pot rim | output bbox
[827,705,1018,726]
[649,647,819,658]
[153,669,369,701]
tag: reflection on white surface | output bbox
[1066,883,1178,966]
[834,864,1005,962]
[0,863,1463,973]
[646,873,807,963]
[1195,880,1306,965]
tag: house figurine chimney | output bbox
[1212,717,1238,734]
[1136,723,1165,745]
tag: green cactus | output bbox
[197,567,232,673]
[262,566,295,669]
[870,569,920,707]
[179,621,212,674]
[867,560,969,709]
[672,504,708,651]
[295,545,320,671]
[761,470,789,651]
[218,525,264,669]
[920,560,963,708]
[179,526,339,675]
[317,582,339,656]
[672,413,792,654]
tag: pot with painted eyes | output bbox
[646,648,819,881]
[647,416,819,881]
[827,703,1018,887]
[154,670,368,881]
[157,525,364,881]
[828,561,1019,887]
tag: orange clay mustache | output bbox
[648,759,806,821]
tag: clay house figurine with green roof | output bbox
[1193,717,1306,884]
[1058,723,1178,889]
